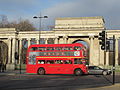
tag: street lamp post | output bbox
[33,15,48,44]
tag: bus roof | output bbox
[29,43,84,48]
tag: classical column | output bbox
[89,36,94,65]
[11,38,16,64]
[106,52,109,65]
[99,46,105,66]
[8,38,12,64]
[67,38,71,44]
[18,39,22,64]
[54,37,59,44]
[115,38,119,65]
[15,39,19,52]
[27,38,31,47]
[36,38,39,44]
[59,37,65,44]
[63,36,68,44]
[45,38,48,44]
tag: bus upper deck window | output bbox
[74,46,81,50]
[47,47,54,50]
[30,47,38,51]
[38,47,46,51]
[64,47,72,50]
[55,47,63,50]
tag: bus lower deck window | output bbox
[38,60,45,64]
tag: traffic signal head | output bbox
[99,31,106,50]
[99,31,105,40]
[106,40,110,50]
[101,45,105,50]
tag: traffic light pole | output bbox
[99,31,115,85]
[112,35,115,85]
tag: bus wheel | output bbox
[37,68,45,75]
[74,69,83,76]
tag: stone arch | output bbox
[72,39,89,49]
[0,41,8,71]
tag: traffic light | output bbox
[99,31,106,50]
[106,40,110,51]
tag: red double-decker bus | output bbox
[26,43,88,76]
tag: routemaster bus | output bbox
[26,43,88,76]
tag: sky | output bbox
[0,0,120,30]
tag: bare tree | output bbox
[16,20,36,31]
[0,15,8,28]
[0,15,36,31]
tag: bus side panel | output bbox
[38,64,73,74]
[59,64,74,74]
[26,65,37,73]
[45,64,62,74]
[36,64,60,74]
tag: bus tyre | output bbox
[37,68,45,75]
[74,69,83,76]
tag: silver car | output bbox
[88,66,112,75]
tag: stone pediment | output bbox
[54,16,105,30]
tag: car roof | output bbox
[88,66,98,67]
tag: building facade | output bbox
[0,16,120,70]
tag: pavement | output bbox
[0,70,120,90]
[83,83,120,90]
[0,70,26,75]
